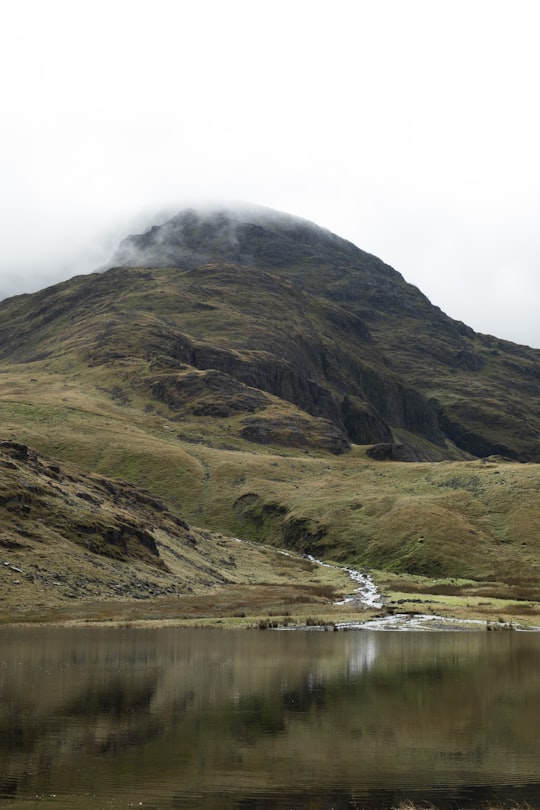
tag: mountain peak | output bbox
[111,204,362,270]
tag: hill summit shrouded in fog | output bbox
[1,205,540,624]
[90,205,540,462]
[2,205,540,463]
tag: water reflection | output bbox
[1,628,540,809]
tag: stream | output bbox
[307,554,540,632]
[246,543,538,631]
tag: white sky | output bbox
[1,0,539,347]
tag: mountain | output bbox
[4,204,540,462]
[1,204,540,621]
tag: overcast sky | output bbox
[1,0,539,347]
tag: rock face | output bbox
[110,205,540,461]
[2,204,540,460]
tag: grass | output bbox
[0,436,366,625]
[1,257,540,625]
[2,366,540,626]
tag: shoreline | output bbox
[1,556,539,631]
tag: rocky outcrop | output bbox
[240,414,350,455]
[151,369,270,416]
[233,493,333,557]
[366,443,416,461]
[0,441,183,568]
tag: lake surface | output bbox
[1,627,540,809]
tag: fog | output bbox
[1,1,539,347]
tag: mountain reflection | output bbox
[1,628,540,809]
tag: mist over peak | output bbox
[110,203,364,271]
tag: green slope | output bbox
[0,205,539,622]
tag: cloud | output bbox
[0,1,539,347]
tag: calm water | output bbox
[1,627,540,809]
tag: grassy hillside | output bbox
[0,439,353,625]
[1,206,539,624]
[1,364,539,626]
